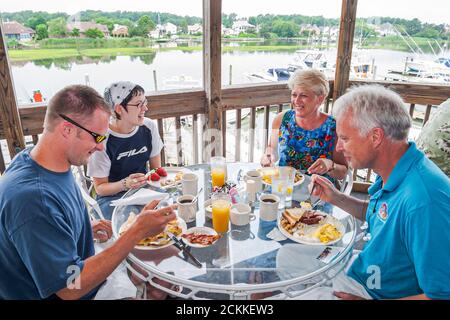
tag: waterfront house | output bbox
[67,22,110,38]
[2,21,35,42]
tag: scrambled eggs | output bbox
[300,201,312,209]
[314,223,341,243]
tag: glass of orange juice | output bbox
[211,193,231,233]
[211,156,227,188]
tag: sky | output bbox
[1,0,449,25]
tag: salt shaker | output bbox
[245,179,257,207]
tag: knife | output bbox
[167,232,202,268]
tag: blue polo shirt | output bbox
[347,142,450,299]
[0,149,99,299]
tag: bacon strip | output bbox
[182,233,220,245]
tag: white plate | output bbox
[278,211,345,246]
[133,218,187,251]
[258,167,305,187]
[146,167,191,190]
[181,226,219,248]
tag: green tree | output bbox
[179,19,188,34]
[272,20,299,38]
[71,28,80,37]
[47,17,67,37]
[85,28,104,38]
[222,13,237,28]
[138,15,155,34]
[25,15,47,30]
[95,17,114,33]
[35,24,48,40]
[258,22,273,38]
[7,39,20,49]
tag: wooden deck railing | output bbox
[1,80,449,192]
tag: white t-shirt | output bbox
[87,118,163,181]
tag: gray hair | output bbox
[332,85,411,141]
[288,68,329,97]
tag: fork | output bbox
[304,184,316,205]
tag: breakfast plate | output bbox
[146,167,192,190]
[181,226,221,248]
[278,208,345,245]
[119,212,187,250]
[258,167,305,187]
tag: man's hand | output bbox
[333,291,366,300]
[91,219,112,243]
[133,200,177,241]
[309,174,341,204]
[308,158,333,175]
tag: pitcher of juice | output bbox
[212,193,231,233]
[211,156,227,188]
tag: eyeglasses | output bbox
[127,99,148,109]
[59,114,107,144]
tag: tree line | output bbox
[1,10,448,40]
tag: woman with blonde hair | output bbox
[261,69,347,181]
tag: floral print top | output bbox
[278,110,337,177]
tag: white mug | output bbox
[244,170,263,192]
[182,173,198,196]
[259,194,280,221]
[176,195,198,223]
[230,203,256,226]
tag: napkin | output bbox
[267,227,288,241]
[110,189,168,206]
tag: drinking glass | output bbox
[271,176,288,209]
[278,166,296,203]
[211,193,231,233]
[211,156,227,188]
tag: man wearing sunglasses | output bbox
[87,81,164,220]
[0,85,175,300]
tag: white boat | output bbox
[290,49,329,70]
[245,67,295,83]
[384,56,450,84]
[163,75,202,90]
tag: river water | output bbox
[10,48,445,103]
[3,47,443,166]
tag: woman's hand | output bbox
[91,219,112,243]
[309,174,341,204]
[308,158,334,175]
[260,153,276,167]
[125,173,147,190]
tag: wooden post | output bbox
[332,0,358,103]
[203,0,222,160]
[157,119,166,166]
[0,21,26,156]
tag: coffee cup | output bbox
[244,170,263,192]
[176,195,197,223]
[230,203,255,226]
[259,194,280,221]
[182,173,198,196]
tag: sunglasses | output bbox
[59,114,107,144]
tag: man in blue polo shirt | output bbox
[0,85,175,299]
[311,85,449,300]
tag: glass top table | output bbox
[111,163,357,300]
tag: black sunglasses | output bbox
[59,114,107,144]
